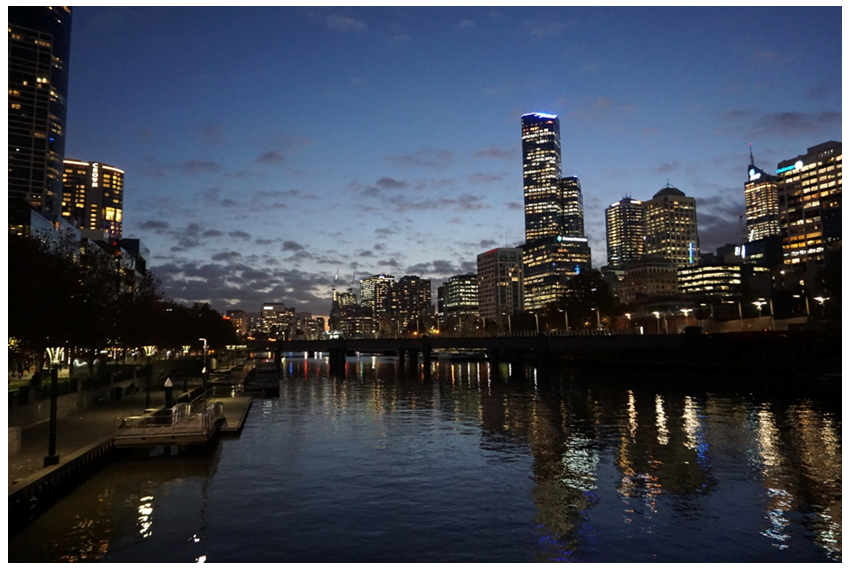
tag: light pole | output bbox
[143,345,156,409]
[814,296,830,316]
[199,338,208,394]
[44,346,64,467]
[625,313,631,332]
[680,308,691,331]
[753,299,766,317]
[653,311,661,334]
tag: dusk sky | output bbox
[63,6,842,317]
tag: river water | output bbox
[8,357,842,562]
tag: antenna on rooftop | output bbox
[749,142,755,166]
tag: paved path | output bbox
[8,382,252,487]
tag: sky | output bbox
[60,5,843,317]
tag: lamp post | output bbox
[653,311,661,334]
[753,299,766,317]
[199,338,208,394]
[625,313,632,332]
[143,346,156,409]
[680,308,691,331]
[44,347,64,466]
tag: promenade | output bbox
[8,380,252,487]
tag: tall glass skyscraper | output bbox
[8,7,73,219]
[644,184,699,266]
[520,113,591,310]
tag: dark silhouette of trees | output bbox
[556,269,621,330]
[8,232,236,374]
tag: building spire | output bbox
[749,142,755,166]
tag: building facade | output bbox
[62,159,125,239]
[616,257,679,304]
[777,141,842,272]
[477,247,524,323]
[393,275,432,332]
[520,113,591,310]
[442,273,479,319]
[744,153,781,243]
[8,7,73,220]
[605,197,645,267]
[644,184,700,267]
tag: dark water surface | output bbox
[8,357,841,562]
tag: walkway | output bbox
[8,382,252,487]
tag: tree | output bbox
[556,269,620,330]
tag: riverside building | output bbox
[477,248,524,323]
[777,141,842,274]
[643,184,700,266]
[8,7,73,220]
[520,113,591,310]
[62,159,125,239]
[605,196,646,267]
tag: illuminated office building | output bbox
[644,184,699,266]
[360,274,395,320]
[260,303,295,339]
[392,275,432,330]
[8,7,73,219]
[477,248,523,322]
[605,197,645,266]
[744,151,781,243]
[442,273,479,319]
[777,141,842,270]
[62,159,125,239]
[520,113,591,309]
[522,113,563,241]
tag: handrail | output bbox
[114,388,222,437]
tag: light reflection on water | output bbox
[9,357,841,562]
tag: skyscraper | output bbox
[62,159,125,239]
[744,149,781,242]
[605,196,646,267]
[520,113,591,309]
[8,7,73,219]
[777,141,842,271]
[644,184,699,266]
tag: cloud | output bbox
[326,14,368,32]
[656,161,681,174]
[202,229,223,238]
[376,177,408,189]
[197,124,225,144]
[220,199,239,207]
[255,238,275,245]
[387,34,411,45]
[375,227,397,237]
[467,172,504,184]
[457,19,475,29]
[523,19,574,38]
[211,251,241,261]
[256,151,286,165]
[386,148,453,169]
[357,250,375,258]
[378,258,401,268]
[229,230,251,241]
[473,146,515,160]
[282,240,305,251]
[504,201,523,210]
[138,220,170,231]
[725,109,842,138]
[182,160,221,174]
[479,239,498,249]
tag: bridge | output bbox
[251,330,831,377]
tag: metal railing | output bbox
[114,389,223,438]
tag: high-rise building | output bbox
[441,273,478,318]
[777,141,842,272]
[393,275,432,332]
[744,151,781,243]
[477,248,524,322]
[260,303,295,339]
[522,113,563,241]
[605,197,646,267]
[644,184,700,266]
[520,113,591,309]
[62,159,125,239]
[226,309,249,338]
[360,274,395,327]
[8,7,73,219]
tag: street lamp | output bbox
[143,345,156,409]
[44,346,64,466]
[653,311,661,334]
[199,338,208,394]
[753,299,766,317]
[814,296,830,316]
[625,313,632,332]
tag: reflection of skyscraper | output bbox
[8,7,73,219]
[744,150,781,242]
[62,159,125,239]
[644,184,699,266]
[520,113,591,310]
[605,197,645,267]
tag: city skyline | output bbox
[58,6,841,316]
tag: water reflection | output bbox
[9,358,841,562]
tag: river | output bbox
[8,356,842,562]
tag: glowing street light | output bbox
[44,347,64,466]
[143,346,157,409]
[753,299,766,317]
[653,311,661,334]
